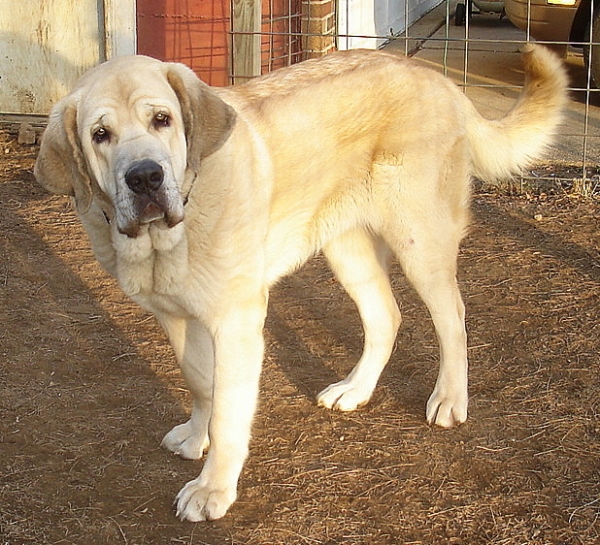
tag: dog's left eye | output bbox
[153,112,171,129]
[93,127,110,144]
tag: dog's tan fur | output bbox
[34,46,568,521]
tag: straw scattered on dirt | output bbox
[1,130,598,544]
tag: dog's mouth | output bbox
[138,193,170,224]
[118,195,184,238]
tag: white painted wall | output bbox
[0,0,135,115]
[338,0,443,49]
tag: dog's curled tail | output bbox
[467,44,569,183]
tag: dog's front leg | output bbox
[160,316,214,460]
[174,301,267,522]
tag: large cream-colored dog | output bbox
[35,45,567,521]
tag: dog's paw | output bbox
[317,380,373,412]
[162,420,209,460]
[426,388,468,428]
[175,478,236,522]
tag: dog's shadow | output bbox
[264,192,600,422]
[264,255,436,415]
[0,166,201,533]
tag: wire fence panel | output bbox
[252,0,600,195]
[135,1,600,194]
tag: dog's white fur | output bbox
[34,46,568,521]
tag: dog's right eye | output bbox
[93,127,110,144]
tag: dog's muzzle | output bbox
[118,159,184,238]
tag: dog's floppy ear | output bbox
[34,97,93,212]
[166,63,237,172]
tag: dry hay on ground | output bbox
[0,130,598,544]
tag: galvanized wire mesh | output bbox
[255,0,600,195]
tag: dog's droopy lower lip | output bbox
[166,214,184,229]
[117,212,184,238]
[118,222,142,238]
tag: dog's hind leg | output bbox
[317,228,401,411]
[159,316,214,460]
[385,204,469,428]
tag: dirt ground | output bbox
[0,128,598,545]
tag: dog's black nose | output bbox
[125,160,164,195]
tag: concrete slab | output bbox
[385,2,600,171]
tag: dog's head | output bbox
[34,55,236,238]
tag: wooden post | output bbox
[103,0,136,60]
[232,0,262,83]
